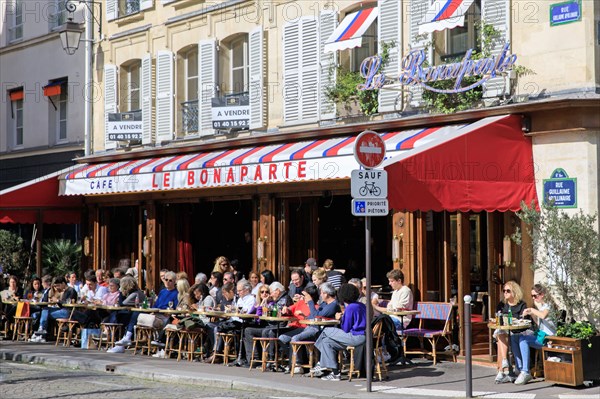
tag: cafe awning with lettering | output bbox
[324,7,378,53]
[382,114,539,212]
[419,0,477,35]
[0,167,82,224]
[59,115,538,213]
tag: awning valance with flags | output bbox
[324,7,378,53]
[382,114,539,212]
[419,0,476,35]
[0,167,83,224]
[60,115,538,214]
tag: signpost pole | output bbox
[365,215,373,392]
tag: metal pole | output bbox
[84,2,93,156]
[365,216,373,392]
[464,295,473,398]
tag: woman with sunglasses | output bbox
[494,280,527,384]
[510,284,556,385]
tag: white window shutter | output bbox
[155,50,174,143]
[249,27,265,130]
[319,10,337,120]
[198,38,217,136]
[106,0,118,21]
[378,0,402,113]
[141,53,153,145]
[104,64,118,150]
[283,20,300,124]
[482,0,509,98]
[409,0,432,107]
[301,17,319,122]
[140,0,153,11]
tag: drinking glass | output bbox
[168,301,174,310]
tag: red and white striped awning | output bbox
[59,115,537,213]
[419,0,476,35]
[324,7,378,53]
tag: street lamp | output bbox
[58,0,102,157]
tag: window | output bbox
[435,0,481,62]
[120,0,140,16]
[351,18,378,72]
[123,62,141,111]
[217,34,249,96]
[49,0,68,30]
[181,47,198,134]
[9,0,23,42]
[56,86,68,142]
[230,36,248,94]
[14,99,24,146]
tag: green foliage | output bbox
[423,76,483,114]
[42,239,81,278]
[0,230,29,277]
[325,41,394,116]
[513,202,600,329]
[557,321,597,343]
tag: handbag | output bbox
[16,301,30,317]
[535,330,548,345]
[137,313,164,329]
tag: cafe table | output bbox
[259,315,297,337]
[382,309,421,365]
[487,319,531,375]
[299,318,340,331]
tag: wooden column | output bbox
[92,206,100,270]
[442,212,452,302]
[392,210,407,270]
[416,211,428,302]
[35,211,43,277]
[457,211,471,355]
[145,202,157,292]
[257,196,277,278]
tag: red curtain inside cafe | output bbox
[384,114,539,212]
[164,205,194,283]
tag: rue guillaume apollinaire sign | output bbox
[359,42,517,94]
[107,111,142,141]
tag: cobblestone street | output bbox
[0,361,319,399]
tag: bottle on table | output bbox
[508,309,513,325]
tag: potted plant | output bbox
[514,202,600,384]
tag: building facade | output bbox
[56,0,598,358]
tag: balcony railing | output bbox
[181,100,199,134]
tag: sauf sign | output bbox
[359,42,518,94]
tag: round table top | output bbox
[259,315,297,322]
[131,307,162,313]
[63,302,93,308]
[95,305,128,311]
[383,309,421,317]
[299,318,339,326]
[159,308,191,315]
[487,321,531,331]
[194,310,229,318]
[226,313,259,319]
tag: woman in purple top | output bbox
[313,283,366,381]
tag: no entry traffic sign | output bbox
[354,130,386,169]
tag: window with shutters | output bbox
[433,0,481,64]
[177,46,199,135]
[219,34,249,96]
[48,83,69,143]
[121,61,141,112]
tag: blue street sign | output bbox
[543,168,577,208]
[550,1,582,26]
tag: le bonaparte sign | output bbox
[359,42,518,94]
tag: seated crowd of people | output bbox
[2,256,414,381]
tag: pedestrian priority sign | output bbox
[351,199,389,216]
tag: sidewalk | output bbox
[1,341,598,399]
